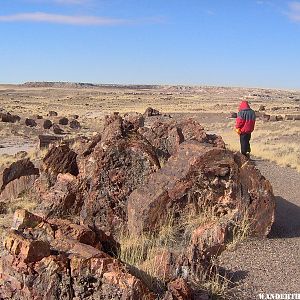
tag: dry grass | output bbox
[117,204,250,298]
[0,191,38,243]
[194,263,233,300]
[226,211,252,251]
[218,122,300,172]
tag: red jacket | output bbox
[235,101,256,134]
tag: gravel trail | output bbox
[219,159,300,300]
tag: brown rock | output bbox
[261,113,271,121]
[38,134,63,149]
[11,209,43,231]
[47,110,58,117]
[0,174,39,201]
[269,115,278,121]
[0,211,154,300]
[79,134,160,235]
[0,112,21,123]
[139,119,225,161]
[32,114,43,119]
[69,119,81,129]
[49,218,97,246]
[100,112,124,147]
[269,115,283,121]
[25,118,37,127]
[0,201,8,214]
[128,141,274,237]
[165,278,192,300]
[52,124,64,134]
[37,173,82,218]
[285,114,300,120]
[259,105,266,111]
[123,112,145,131]
[4,230,50,263]
[0,158,39,193]
[144,107,160,117]
[43,119,53,129]
[58,117,69,125]
[42,144,79,184]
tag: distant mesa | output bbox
[22,81,161,89]
[23,81,98,88]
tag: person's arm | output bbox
[235,112,245,134]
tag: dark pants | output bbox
[240,133,251,155]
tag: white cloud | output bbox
[27,0,91,5]
[53,0,90,4]
[0,12,128,25]
[287,1,300,22]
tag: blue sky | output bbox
[1,0,300,88]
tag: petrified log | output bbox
[128,141,274,237]
[285,114,300,120]
[0,159,39,200]
[127,141,275,277]
[42,144,79,182]
[38,134,62,149]
[0,210,155,300]
[139,118,225,161]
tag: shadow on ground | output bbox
[269,196,300,239]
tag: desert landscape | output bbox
[0,82,299,299]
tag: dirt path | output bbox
[219,159,300,300]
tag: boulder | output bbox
[47,111,58,117]
[58,117,69,125]
[0,159,39,199]
[0,113,21,123]
[144,107,160,117]
[269,115,283,122]
[139,119,225,161]
[79,134,160,235]
[261,114,270,121]
[163,278,192,300]
[128,141,274,236]
[41,144,79,185]
[69,119,81,129]
[36,173,83,218]
[25,118,37,127]
[11,209,43,231]
[285,114,300,120]
[52,124,64,134]
[4,230,51,263]
[33,114,43,119]
[127,141,275,277]
[38,134,63,149]
[0,210,155,300]
[43,119,53,129]
[123,112,145,131]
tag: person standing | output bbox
[235,101,256,158]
